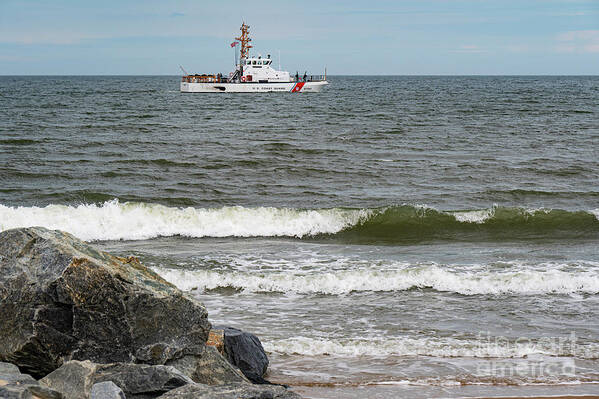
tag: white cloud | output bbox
[452,44,487,53]
[0,31,106,45]
[550,11,588,17]
[556,30,599,53]
[505,44,530,53]
[0,55,32,61]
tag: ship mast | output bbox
[235,22,252,60]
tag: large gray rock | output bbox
[0,361,21,374]
[166,346,248,385]
[215,326,269,384]
[0,361,62,399]
[156,383,302,399]
[90,381,126,399]
[0,386,62,399]
[0,227,210,378]
[40,360,192,399]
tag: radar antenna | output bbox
[235,22,252,60]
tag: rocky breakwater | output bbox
[0,227,300,399]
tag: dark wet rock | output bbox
[0,227,210,378]
[214,326,269,384]
[40,360,193,399]
[90,381,126,399]
[156,383,302,399]
[166,346,248,385]
[0,361,62,399]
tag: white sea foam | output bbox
[0,200,370,241]
[263,336,595,358]
[1,200,597,242]
[154,265,599,295]
[365,379,595,387]
[451,208,495,223]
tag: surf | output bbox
[1,200,598,243]
[153,263,599,296]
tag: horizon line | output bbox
[1,74,598,77]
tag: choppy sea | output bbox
[1,75,598,398]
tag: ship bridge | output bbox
[242,57,273,66]
[241,56,290,83]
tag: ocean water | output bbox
[1,75,598,398]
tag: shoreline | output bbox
[290,384,599,399]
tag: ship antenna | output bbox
[235,22,252,61]
[179,65,188,75]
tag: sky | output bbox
[0,0,598,75]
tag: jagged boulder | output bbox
[40,360,192,399]
[90,381,126,399]
[166,346,248,385]
[156,383,302,399]
[0,227,211,378]
[211,327,269,384]
[0,361,62,399]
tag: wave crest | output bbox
[0,200,369,241]
[1,200,598,243]
[154,266,599,296]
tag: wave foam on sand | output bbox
[263,336,596,358]
[154,265,599,296]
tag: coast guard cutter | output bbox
[180,23,328,93]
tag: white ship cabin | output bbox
[241,56,291,83]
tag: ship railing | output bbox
[293,75,326,82]
[308,75,326,82]
[182,75,227,83]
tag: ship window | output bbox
[252,60,256,65]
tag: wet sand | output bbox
[292,384,599,399]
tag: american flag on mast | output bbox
[230,41,238,47]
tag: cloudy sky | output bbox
[1,0,597,75]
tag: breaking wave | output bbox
[1,200,598,243]
[154,265,599,295]
[0,200,365,241]
[263,336,597,359]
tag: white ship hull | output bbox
[180,81,328,93]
